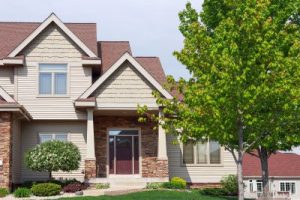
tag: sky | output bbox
[0,0,204,80]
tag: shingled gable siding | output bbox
[0,112,12,189]
[16,23,92,120]
[0,68,14,96]
[94,116,168,178]
[93,61,159,108]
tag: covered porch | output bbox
[83,109,169,182]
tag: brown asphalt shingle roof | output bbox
[0,22,98,59]
[243,152,300,177]
[98,41,132,73]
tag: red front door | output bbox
[109,129,139,175]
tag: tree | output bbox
[25,140,81,179]
[139,1,300,199]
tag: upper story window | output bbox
[39,133,68,143]
[39,64,67,95]
[182,140,221,165]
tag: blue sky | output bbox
[0,0,204,80]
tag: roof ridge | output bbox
[99,41,130,43]
[0,21,96,24]
[135,56,159,58]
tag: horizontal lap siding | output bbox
[94,62,158,108]
[21,121,87,182]
[0,68,14,95]
[17,24,91,120]
[167,135,237,183]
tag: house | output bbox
[0,13,236,189]
[243,152,300,200]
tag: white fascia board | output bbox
[0,87,16,103]
[74,101,96,107]
[2,58,24,65]
[82,59,101,65]
[80,52,173,99]
[8,13,98,58]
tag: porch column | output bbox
[158,108,168,160]
[85,109,96,179]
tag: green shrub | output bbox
[221,175,238,196]
[31,183,61,196]
[170,177,187,189]
[146,182,163,189]
[14,187,31,198]
[161,177,187,189]
[95,183,110,189]
[200,188,227,196]
[0,188,9,197]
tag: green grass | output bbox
[59,190,239,200]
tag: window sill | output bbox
[36,95,70,98]
[181,164,224,167]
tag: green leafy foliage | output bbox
[31,183,61,196]
[0,188,9,197]
[95,183,110,189]
[200,188,228,196]
[221,175,238,196]
[14,187,31,198]
[146,182,163,189]
[25,141,81,178]
[161,177,187,189]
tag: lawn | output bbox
[59,190,239,200]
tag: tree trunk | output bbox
[237,119,244,200]
[49,171,52,180]
[237,154,244,200]
[258,147,270,199]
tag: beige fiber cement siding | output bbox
[21,121,87,182]
[0,68,14,96]
[167,135,237,183]
[16,23,91,120]
[94,61,158,108]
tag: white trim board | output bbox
[8,13,98,58]
[80,52,173,99]
[0,86,16,103]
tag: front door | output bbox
[109,129,139,175]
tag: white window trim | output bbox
[256,180,263,193]
[37,63,70,97]
[38,132,69,143]
[180,140,224,167]
[279,181,296,194]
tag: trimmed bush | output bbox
[63,182,82,193]
[14,187,31,198]
[0,188,9,197]
[95,183,110,189]
[31,183,61,196]
[146,182,163,189]
[200,188,227,196]
[161,177,186,189]
[221,174,238,196]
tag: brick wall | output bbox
[0,112,12,189]
[94,116,168,178]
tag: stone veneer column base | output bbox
[0,112,12,190]
[85,160,96,179]
[142,158,169,178]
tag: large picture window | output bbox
[183,140,221,165]
[39,133,68,143]
[39,64,67,95]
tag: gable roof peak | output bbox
[7,13,99,58]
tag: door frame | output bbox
[106,127,142,177]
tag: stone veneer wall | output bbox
[94,116,168,178]
[0,112,12,189]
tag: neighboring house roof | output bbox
[0,15,98,59]
[243,152,300,178]
[98,41,132,73]
[80,52,173,100]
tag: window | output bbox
[280,182,296,194]
[249,180,254,192]
[39,64,67,95]
[39,133,68,143]
[183,140,221,165]
[257,180,263,193]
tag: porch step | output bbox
[88,177,168,188]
